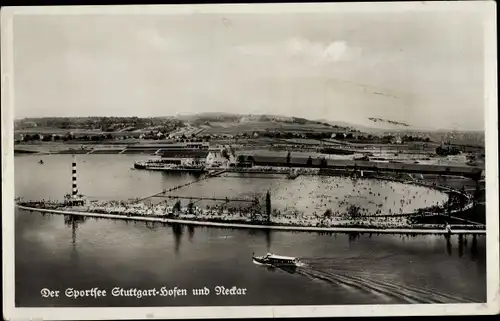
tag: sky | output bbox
[12,6,486,130]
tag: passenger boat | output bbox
[133,157,206,172]
[134,162,206,172]
[252,252,300,267]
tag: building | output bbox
[390,136,403,144]
[156,142,210,157]
[206,145,237,166]
[205,146,231,167]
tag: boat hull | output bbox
[134,163,147,169]
[252,256,298,267]
[148,167,206,173]
[133,163,206,173]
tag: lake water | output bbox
[14,154,486,307]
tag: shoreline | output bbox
[15,146,484,180]
[16,205,485,235]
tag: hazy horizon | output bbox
[12,5,487,131]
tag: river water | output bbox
[14,154,486,307]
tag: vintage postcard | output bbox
[2,2,498,320]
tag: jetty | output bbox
[152,195,256,203]
[16,205,486,235]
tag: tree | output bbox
[320,157,328,168]
[187,201,194,214]
[347,205,362,219]
[473,184,481,207]
[459,186,467,211]
[173,200,181,213]
[436,146,460,156]
[265,191,271,222]
[353,164,358,175]
[286,151,291,167]
[237,155,246,164]
[306,156,313,167]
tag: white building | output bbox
[205,146,235,167]
[391,136,403,144]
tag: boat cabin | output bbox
[264,253,299,265]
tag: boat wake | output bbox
[295,262,307,268]
[296,260,477,304]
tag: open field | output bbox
[201,121,347,135]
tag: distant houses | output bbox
[390,136,403,144]
[332,133,347,139]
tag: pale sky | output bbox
[13,8,486,130]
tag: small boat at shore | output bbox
[252,252,300,267]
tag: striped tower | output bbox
[72,155,78,198]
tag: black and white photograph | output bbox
[2,2,498,319]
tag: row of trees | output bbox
[18,133,115,142]
[168,191,273,223]
[306,156,328,168]
[16,132,210,143]
[254,131,433,143]
[436,145,461,156]
[15,117,184,132]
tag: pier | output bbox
[207,169,227,177]
[151,195,256,203]
[16,205,486,236]
[135,174,216,203]
[135,168,231,203]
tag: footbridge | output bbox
[152,195,256,203]
[135,174,216,203]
